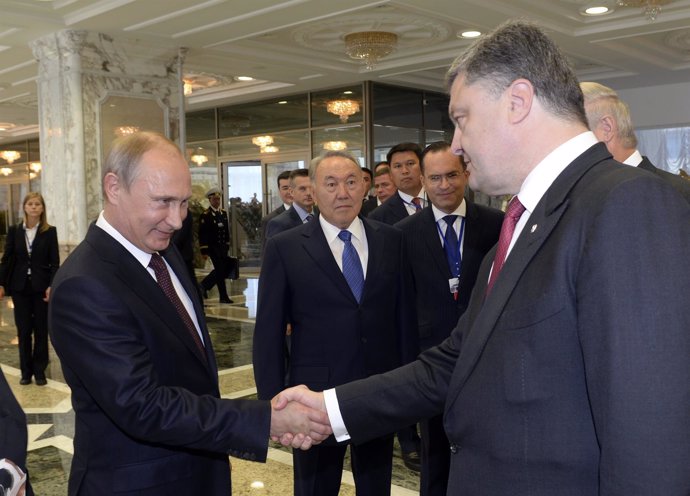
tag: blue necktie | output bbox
[305,214,314,223]
[338,230,364,302]
[443,215,460,277]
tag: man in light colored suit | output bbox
[581,81,690,202]
[49,132,330,496]
[254,150,417,496]
[277,20,690,496]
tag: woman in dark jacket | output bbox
[0,192,59,385]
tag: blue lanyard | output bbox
[436,217,465,278]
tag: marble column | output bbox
[30,30,183,251]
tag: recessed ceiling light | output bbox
[343,90,353,95]
[236,76,254,81]
[583,5,611,16]
[459,30,482,39]
[277,100,287,104]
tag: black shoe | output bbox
[402,451,421,472]
[35,376,47,386]
[20,377,32,385]
[219,297,234,304]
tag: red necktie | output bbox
[486,196,526,295]
[411,197,422,211]
[148,253,206,360]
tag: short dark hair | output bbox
[289,168,309,186]
[374,161,389,173]
[446,20,587,127]
[361,167,373,181]
[386,142,423,166]
[420,141,466,173]
[277,170,291,187]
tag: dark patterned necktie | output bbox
[338,230,364,303]
[411,197,423,211]
[148,253,206,359]
[486,196,526,295]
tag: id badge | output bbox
[448,277,459,294]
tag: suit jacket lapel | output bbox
[458,201,484,297]
[445,143,612,409]
[420,208,451,279]
[86,226,213,374]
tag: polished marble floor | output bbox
[1,271,421,495]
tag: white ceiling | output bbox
[2,0,690,144]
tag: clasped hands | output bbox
[269,385,330,450]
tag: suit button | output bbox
[449,443,459,454]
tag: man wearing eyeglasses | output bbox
[395,141,503,496]
[254,151,417,496]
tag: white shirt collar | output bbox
[96,211,155,269]
[431,199,467,223]
[517,131,599,214]
[398,186,425,204]
[623,149,643,167]
[319,215,365,245]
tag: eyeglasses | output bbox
[425,171,466,185]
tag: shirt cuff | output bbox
[323,388,351,442]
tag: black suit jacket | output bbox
[0,369,32,495]
[253,216,418,400]
[49,224,270,496]
[264,207,305,240]
[638,156,690,203]
[367,192,409,224]
[395,202,503,350]
[360,197,379,217]
[0,224,59,295]
[260,205,287,252]
[336,143,690,495]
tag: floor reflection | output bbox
[1,274,420,495]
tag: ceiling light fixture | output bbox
[326,99,360,123]
[115,125,140,137]
[252,135,274,148]
[0,150,21,164]
[30,162,42,173]
[617,0,671,21]
[344,31,398,70]
[0,167,13,176]
[459,30,482,39]
[260,145,279,153]
[0,122,16,132]
[236,76,255,82]
[584,6,611,15]
[190,147,209,166]
[323,141,348,151]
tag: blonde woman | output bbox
[0,192,60,385]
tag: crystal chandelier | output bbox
[0,150,21,164]
[617,0,671,21]
[252,135,274,148]
[344,31,398,70]
[260,145,279,153]
[323,141,348,151]
[326,99,360,123]
[115,125,140,137]
[0,167,13,176]
[30,162,42,173]
[190,147,209,166]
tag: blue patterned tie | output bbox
[338,230,364,302]
[443,215,460,277]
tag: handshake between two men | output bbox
[269,385,329,450]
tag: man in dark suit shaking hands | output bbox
[276,20,690,495]
[49,132,331,496]
[395,141,503,495]
[254,151,417,496]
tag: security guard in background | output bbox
[198,187,233,303]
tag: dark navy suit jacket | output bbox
[368,192,409,225]
[336,143,690,495]
[50,224,270,496]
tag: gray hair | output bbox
[102,131,181,195]
[580,81,638,149]
[309,151,360,180]
[447,20,587,127]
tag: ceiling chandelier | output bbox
[344,31,398,70]
[0,150,21,164]
[260,145,279,153]
[0,167,13,176]
[326,99,360,123]
[30,162,42,173]
[323,141,348,151]
[190,147,209,166]
[115,125,140,137]
[252,135,274,148]
[616,0,671,21]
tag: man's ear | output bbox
[103,172,121,205]
[507,79,534,124]
[596,115,616,143]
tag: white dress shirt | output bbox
[318,215,368,278]
[398,188,427,215]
